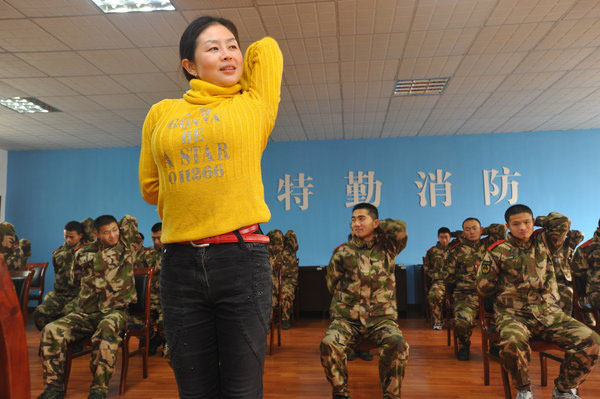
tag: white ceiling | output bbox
[1,0,600,150]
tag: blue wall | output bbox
[7,129,600,304]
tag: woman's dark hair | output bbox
[179,16,240,81]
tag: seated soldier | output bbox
[571,218,600,317]
[535,213,584,316]
[0,222,28,271]
[33,221,85,331]
[424,227,452,330]
[37,215,141,399]
[445,218,506,360]
[80,217,96,245]
[281,230,299,330]
[320,203,409,399]
[478,205,600,399]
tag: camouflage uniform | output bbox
[477,214,600,392]
[444,224,506,351]
[40,215,141,396]
[423,243,449,326]
[572,230,600,310]
[0,222,29,272]
[320,219,409,399]
[535,213,584,315]
[81,217,96,245]
[33,241,86,330]
[267,230,284,309]
[280,230,299,322]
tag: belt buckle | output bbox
[190,241,210,248]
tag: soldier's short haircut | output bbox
[504,204,533,223]
[352,202,378,220]
[462,217,481,228]
[598,218,600,229]
[93,215,118,231]
[151,222,162,233]
[64,221,83,234]
[438,227,451,236]
[139,232,145,241]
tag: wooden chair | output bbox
[64,268,154,394]
[479,295,570,399]
[10,269,34,323]
[0,257,31,399]
[444,288,456,350]
[27,262,49,306]
[573,276,600,334]
[120,267,154,394]
[269,262,283,355]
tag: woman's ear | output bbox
[181,59,197,78]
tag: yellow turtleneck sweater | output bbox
[138,37,283,243]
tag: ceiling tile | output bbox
[300,112,343,140]
[88,93,148,110]
[455,52,527,76]
[16,52,103,76]
[0,19,69,52]
[260,2,337,39]
[515,48,596,73]
[412,0,496,31]
[172,0,254,9]
[486,0,577,25]
[339,33,407,61]
[1,77,78,96]
[35,16,134,50]
[338,0,416,35]
[340,60,398,81]
[284,63,339,85]
[496,71,564,91]
[398,56,462,79]
[78,49,159,75]
[342,80,394,99]
[278,37,339,65]
[182,7,267,42]
[110,73,181,93]
[0,53,45,78]
[444,75,506,94]
[57,76,129,95]
[0,1,24,18]
[468,22,554,54]
[140,46,180,72]
[404,27,479,57]
[537,18,600,49]
[344,111,386,139]
[563,0,600,20]
[108,11,186,47]
[6,0,100,17]
[36,95,106,112]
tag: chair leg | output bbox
[501,365,512,399]
[539,352,548,387]
[143,332,149,379]
[277,307,282,347]
[446,320,451,346]
[483,353,490,385]
[64,347,72,393]
[119,335,130,395]
[269,316,274,355]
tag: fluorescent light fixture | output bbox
[393,78,450,96]
[90,0,175,13]
[0,97,61,114]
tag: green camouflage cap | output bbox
[543,212,570,233]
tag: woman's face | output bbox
[189,23,243,87]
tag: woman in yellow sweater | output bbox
[139,16,283,398]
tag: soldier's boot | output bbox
[37,386,65,399]
[333,393,350,399]
[433,322,443,330]
[552,387,579,399]
[516,389,533,399]
[282,319,291,330]
[457,343,470,361]
[357,350,373,361]
[88,389,107,399]
[347,348,356,361]
[148,331,164,356]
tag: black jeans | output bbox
[161,241,272,399]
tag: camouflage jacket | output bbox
[444,224,506,295]
[5,246,27,272]
[51,242,85,296]
[326,219,408,325]
[571,230,600,297]
[281,230,299,287]
[423,243,449,282]
[139,246,162,306]
[75,215,141,314]
[477,228,562,327]
[80,217,96,245]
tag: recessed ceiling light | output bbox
[0,97,61,114]
[90,0,175,14]
[393,78,450,96]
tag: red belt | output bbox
[179,224,270,247]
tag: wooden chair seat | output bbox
[10,269,34,324]
[27,262,49,306]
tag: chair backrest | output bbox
[11,270,34,316]
[129,268,154,324]
[478,294,497,339]
[27,262,49,289]
[0,258,31,398]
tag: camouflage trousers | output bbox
[40,309,127,393]
[557,279,574,316]
[591,291,600,309]
[320,317,409,399]
[452,292,478,350]
[32,291,77,331]
[281,283,296,321]
[427,280,445,325]
[496,310,600,390]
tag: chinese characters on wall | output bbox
[276,166,521,211]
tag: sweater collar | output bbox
[183,78,241,105]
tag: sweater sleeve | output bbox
[138,103,160,205]
[240,37,284,123]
